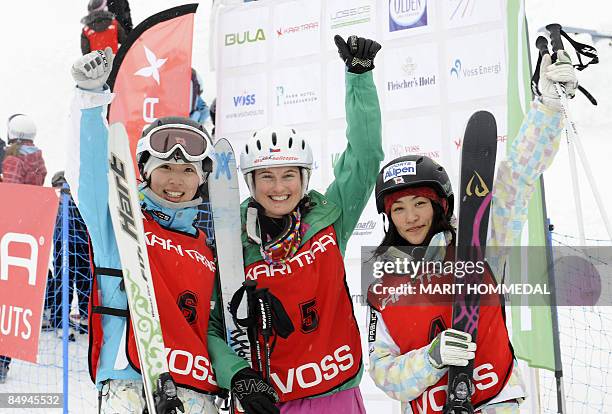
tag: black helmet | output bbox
[375,155,454,218]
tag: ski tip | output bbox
[465,111,497,138]
[468,111,496,126]
[214,137,235,150]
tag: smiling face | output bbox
[149,163,200,203]
[389,195,434,245]
[253,166,302,218]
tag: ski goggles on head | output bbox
[141,124,213,162]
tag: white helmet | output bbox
[240,126,313,197]
[7,114,36,142]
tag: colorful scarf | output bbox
[260,209,303,265]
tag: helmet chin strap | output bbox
[246,204,262,245]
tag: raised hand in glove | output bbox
[334,35,381,74]
[538,49,578,108]
[71,47,114,91]
[231,368,279,414]
[427,329,476,369]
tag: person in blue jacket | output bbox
[67,48,278,414]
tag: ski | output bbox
[107,122,171,414]
[208,138,252,411]
[445,111,498,414]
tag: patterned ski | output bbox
[445,111,498,414]
[107,122,170,413]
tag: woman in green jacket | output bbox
[233,35,382,413]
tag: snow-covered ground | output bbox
[1,1,611,412]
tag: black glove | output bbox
[142,373,185,414]
[231,368,279,414]
[334,35,381,74]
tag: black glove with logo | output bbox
[334,35,382,74]
[231,368,279,414]
[142,372,184,414]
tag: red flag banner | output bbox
[108,4,198,169]
[0,184,59,363]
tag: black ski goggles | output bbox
[141,124,213,162]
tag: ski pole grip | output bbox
[536,36,550,56]
[546,23,564,53]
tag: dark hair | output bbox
[374,201,455,257]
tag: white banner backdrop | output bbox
[215,0,509,411]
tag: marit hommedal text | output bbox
[371,282,551,296]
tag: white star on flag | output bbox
[134,46,167,85]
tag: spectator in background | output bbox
[189,70,215,242]
[0,136,6,177]
[47,172,93,341]
[107,0,133,34]
[2,114,46,185]
[0,113,47,383]
[189,68,210,124]
[209,98,216,138]
[81,0,128,55]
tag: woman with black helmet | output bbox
[367,48,579,413]
[67,49,278,414]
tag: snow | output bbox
[1,0,611,412]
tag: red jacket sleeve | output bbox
[2,155,24,184]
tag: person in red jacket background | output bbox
[2,114,46,185]
[81,0,127,55]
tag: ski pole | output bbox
[258,294,273,382]
[243,281,264,374]
[545,25,612,241]
[537,32,568,414]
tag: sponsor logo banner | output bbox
[384,44,440,110]
[272,65,321,125]
[219,7,268,68]
[389,0,428,32]
[273,0,321,60]
[444,0,502,29]
[446,30,506,102]
[0,185,59,362]
[108,7,195,175]
[326,0,376,51]
[220,73,267,134]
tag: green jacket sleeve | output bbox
[207,279,249,390]
[325,70,383,254]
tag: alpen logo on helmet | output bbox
[134,45,167,85]
[383,160,416,182]
[466,171,489,197]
